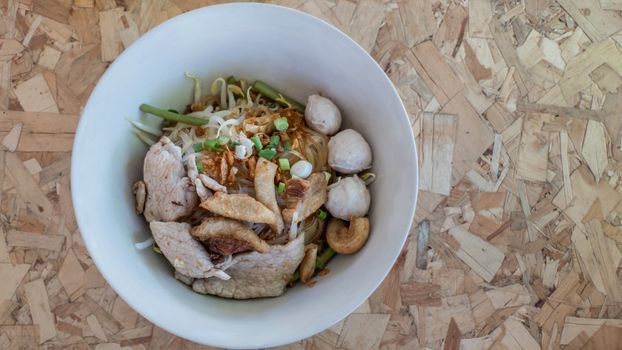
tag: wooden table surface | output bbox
[1,0,622,349]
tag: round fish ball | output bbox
[325,176,370,220]
[305,95,342,135]
[328,129,372,174]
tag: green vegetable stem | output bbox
[316,247,336,270]
[140,103,208,126]
[252,80,306,113]
[289,247,337,284]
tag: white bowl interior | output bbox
[72,4,418,349]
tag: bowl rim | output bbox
[71,3,419,348]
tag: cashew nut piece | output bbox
[300,244,318,283]
[326,217,369,254]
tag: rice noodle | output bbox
[278,150,307,162]
[217,117,243,138]
[187,109,231,119]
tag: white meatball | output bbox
[305,95,342,135]
[325,176,370,220]
[328,129,372,174]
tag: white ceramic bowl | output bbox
[72,3,418,348]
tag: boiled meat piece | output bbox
[150,221,228,279]
[192,233,305,299]
[143,137,198,222]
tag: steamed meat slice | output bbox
[200,192,276,226]
[254,158,285,235]
[187,154,200,181]
[194,178,211,202]
[191,217,269,255]
[199,174,227,193]
[192,233,305,299]
[143,137,199,222]
[150,221,228,279]
[282,173,327,224]
[175,271,195,286]
[187,154,211,202]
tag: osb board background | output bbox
[1,0,622,349]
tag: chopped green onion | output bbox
[217,136,229,145]
[323,171,332,182]
[231,141,240,147]
[193,143,203,152]
[277,182,285,193]
[251,135,263,151]
[279,158,290,171]
[196,159,204,173]
[317,209,328,220]
[258,148,277,160]
[284,140,292,151]
[139,104,207,126]
[204,139,223,152]
[252,80,306,113]
[270,135,280,147]
[273,117,289,131]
